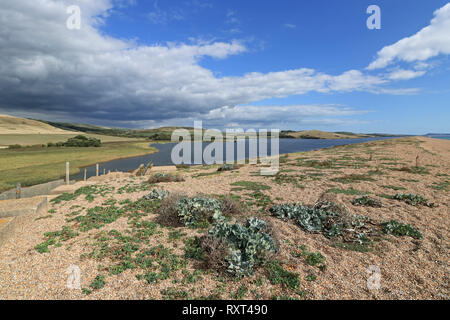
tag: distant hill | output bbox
[36,120,196,141]
[0,114,76,134]
[33,118,395,141]
[280,130,374,139]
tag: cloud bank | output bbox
[368,3,450,70]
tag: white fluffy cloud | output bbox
[368,3,450,70]
[388,69,426,81]
[0,0,430,127]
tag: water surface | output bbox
[71,137,398,180]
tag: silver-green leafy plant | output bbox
[144,189,169,200]
[208,213,276,276]
[177,197,222,227]
[270,203,371,242]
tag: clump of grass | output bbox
[297,159,333,169]
[247,191,272,210]
[393,193,435,207]
[430,180,449,192]
[230,181,271,192]
[381,220,422,239]
[292,246,326,267]
[217,164,240,172]
[381,185,406,191]
[351,196,382,208]
[183,237,204,260]
[265,260,300,290]
[230,285,248,299]
[161,287,189,300]
[331,241,373,253]
[327,188,369,196]
[306,274,317,282]
[51,185,114,204]
[273,174,303,188]
[394,166,429,175]
[304,252,325,266]
[75,205,124,232]
[331,174,375,184]
[35,226,79,253]
[89,275,106,290]
[35,238,57,253]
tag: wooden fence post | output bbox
[66,162,70,185]
[96,164,99,177]
[84,169,87,182]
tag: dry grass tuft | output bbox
[156,193,186,227]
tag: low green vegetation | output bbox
[48,135,101,148]
[51,185,114,204]
[392,193,435,207]
[351,196,382,208]
[207,214,277,276]
[273,174,304,188]
[381,220,422,239]
[230,285,248,299]
[230,181,271,192]
[217,164,240,172]
[35,226,78,253]
[331,174,375,184]
[147,173,184,184]
[89,275,107,290]
[327,188,369,195]
[430,180,450,191]
[265,260,300,290]
[393,166,430,175]
[0,141,157,192]
[381,185,406,191]
[270,202,374,251]
[177,197,222,228]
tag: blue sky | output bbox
[0,0,449,134]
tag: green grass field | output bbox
[0,134,141,147]
[0,141,158,192]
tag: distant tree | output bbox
[63,135,101,147]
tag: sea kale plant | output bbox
[351,196,383,208]
[208,213,276,276]
[177,197,223,228]
[270,202,372,244]
[144,189,169,200]
[381,220,422,239]
[393,193,435,207]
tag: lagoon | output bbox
[71,137,398,181]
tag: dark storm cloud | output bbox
[0,0,403,128]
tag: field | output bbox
[0,114,73,135]
[0,137,448,300]
[0,141,157,192]
[0,134,142,147]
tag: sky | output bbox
[0,0,449,134]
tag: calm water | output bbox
[426,135,450,140]
[71,137,398,180]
